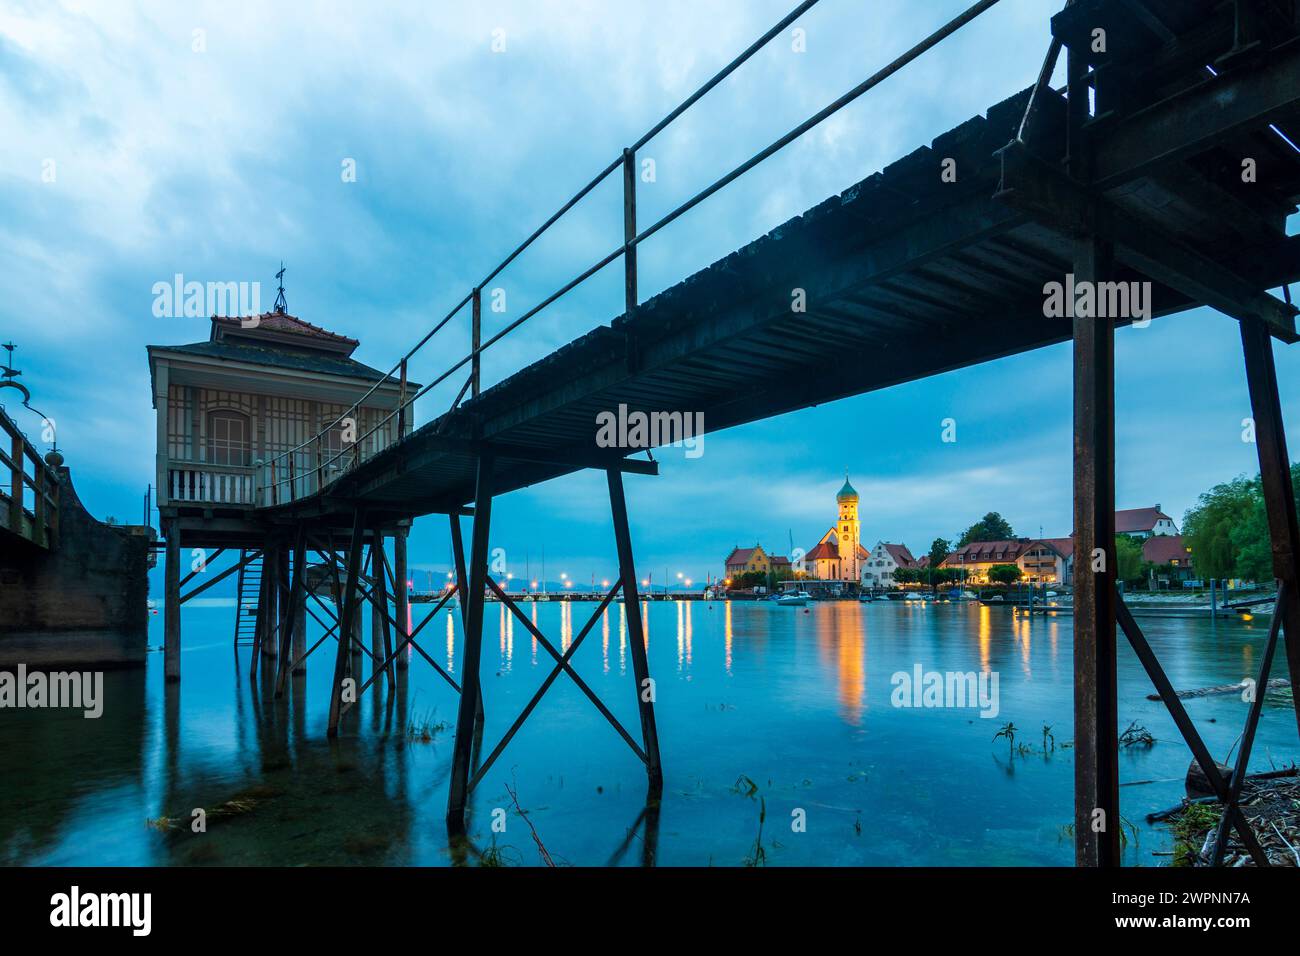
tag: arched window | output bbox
[207,409,251,466]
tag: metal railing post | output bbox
[398,357,408,439]
[623,147,637,314]
[471,287,482,399]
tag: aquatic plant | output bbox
[407,708,450,743]
[742,796,768,867]
[993,721,1017,757]
[731,774,759,799]
[1119,721,1156,748]
[1041,723,1056,753]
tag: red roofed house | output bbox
[1116,505,1179,539]
[1142,534,1195,585]
[724,544,771,579]
[940,538,1068,584]
[861,541,919,589]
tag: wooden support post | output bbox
[371,535,385,668]
[447,454,493,831]
[328,509,367,738]
[607,468,663,793]
[261,540,279,661]
[1072,235,1121,868]
[449,513,485,738]
[393,530,410,671]
[1240,315,1300,736]
[276,526,307,697]
[293,590,307,675]
[164,521,181,683]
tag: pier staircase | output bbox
[233,550,263,649]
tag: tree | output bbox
[928,538,950,569]
[1114,534,1145,585]
[988,564,1021,585]
[957,512,1015,547]
[1183,474,1259,580]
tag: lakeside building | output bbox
[861,541,920,589]
[148,310,414,509]
[940,538,1069,584]
[1116,505,1179,539]
[1142,534,1196,584]
[724,544,773,578]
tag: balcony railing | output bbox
[167,463,255,505]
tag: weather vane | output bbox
[0,341,57,452]
[273,262,288,314]
[1,342,31,404]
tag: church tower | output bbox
[836,475,860,581]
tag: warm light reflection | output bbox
[724,600,733,675]
[978,604,992,673]
[446,610,455,673]
[836,608,866,724]
[684,601,693,666]
[602,605,610,674]
[676,600,684,670]
[561,601,573,651]
[618,602,627,675]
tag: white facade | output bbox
[860,541,916,589]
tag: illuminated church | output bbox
[803,477,868,581]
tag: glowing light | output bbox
[531,580,538,589]
[601,579,609,588]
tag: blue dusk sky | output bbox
[2,0,1297,587]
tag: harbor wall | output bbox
[0,468,152,667]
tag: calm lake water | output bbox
[2,598,1295,866]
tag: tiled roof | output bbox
[148,340,400,383]
[942,539,1030,564]
[805,541,840,561]
[1116,506,1174,533]
[725,546,761,566]
[881,542,917,567]
[211,312,358,346]
[769,555,792,566]
[1143,534,1192,565]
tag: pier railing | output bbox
[257,0,1004,507]
[0,405,60,549]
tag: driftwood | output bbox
[1146,766,1300,821]
[1146,678,1290,701]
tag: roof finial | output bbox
[273,262,288,313]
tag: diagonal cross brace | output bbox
[1115,595,1269,865]
[1209,579,1286,866]
[470,581,633,795]
[339,586,462,719]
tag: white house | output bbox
[860,541,919,589]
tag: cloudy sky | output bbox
[2,0,1297,588]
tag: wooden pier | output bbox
[151,0,1300,861]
